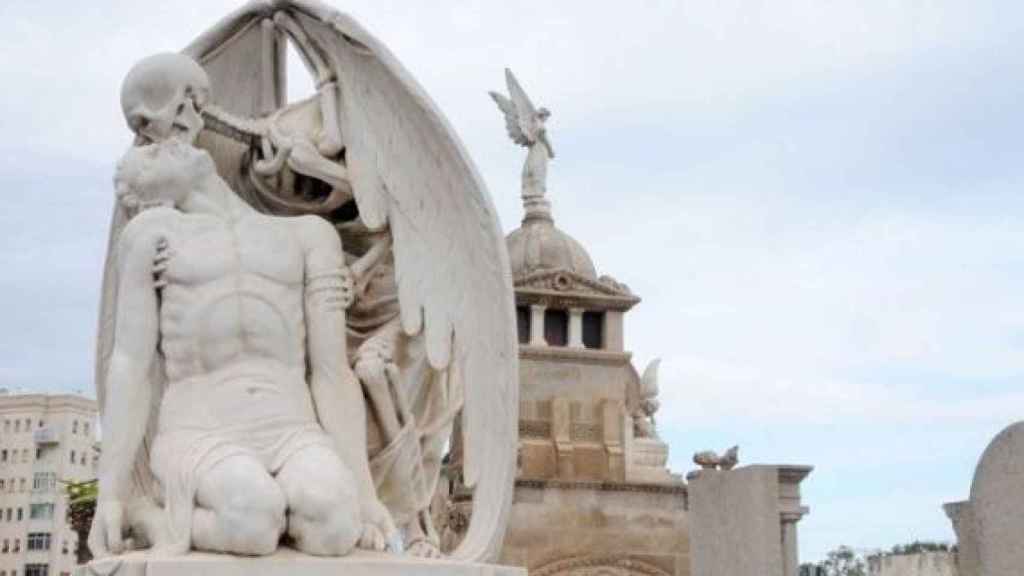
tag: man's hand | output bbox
[357,498,400,553]
[88,500,126,557]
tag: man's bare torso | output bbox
[129,208,317,428]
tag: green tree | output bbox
[821,545,867,576]
[63,479,97,564]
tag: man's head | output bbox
[114,140,216,212]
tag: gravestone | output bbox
[969,421,1024,576]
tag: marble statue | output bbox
[90,0,518,564]
[632,358,662,439]
[490,69,555,204]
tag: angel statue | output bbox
[490,69,555,203]
[90,0,517,563]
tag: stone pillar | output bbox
[780,512,804,576]
[603,310,624,352]
[601,399,624,481]
[529,304,546,346]
[551,397,573,479]
[567,307,584,349]
[943,500,979,576]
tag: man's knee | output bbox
[285,462,361,555]
[220,479,286,555]
[290,500,361,556]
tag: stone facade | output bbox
[0,392,97,576]
[686,465,810,576]
[484,161,689,575]
[867,552,958,576]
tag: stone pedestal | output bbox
[78,549,526,576]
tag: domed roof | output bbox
[506,199,597,281]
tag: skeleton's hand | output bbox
[153,236,175,290]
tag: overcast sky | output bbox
[1,0,1022,563]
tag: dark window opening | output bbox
[515,306,530,345]
[544,309,568,346]
[582,311,604,349]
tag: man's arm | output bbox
[297,216,395,543]
[91,217,163,556]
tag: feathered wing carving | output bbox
[640,358,661,399]
[490,91,530,147]
[183,0,520,562]
[504,68,539,140]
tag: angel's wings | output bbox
[489,68,542,147]
[640,358,661,399]
[183,0,518,562]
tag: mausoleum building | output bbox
[497,184,690,575]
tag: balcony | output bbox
[33,427,59,445]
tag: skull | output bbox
[120,53,210,145]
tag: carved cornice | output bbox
[516,478,687,498]
[532,555,674,576]
[514,270,640,311]
[520,346,632,366]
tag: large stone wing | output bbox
[186,0,519,562]
[305,7,519,561]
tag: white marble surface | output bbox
[78,549,526,576]
[92,0,519,562]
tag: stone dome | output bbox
[506,214,597,281]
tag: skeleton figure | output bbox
[91,0,518,563]
[120,53,209,146]
[490,69,555,202]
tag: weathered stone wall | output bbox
[687,467,784,576]
[500,480,690,576]
[867,552,958,576]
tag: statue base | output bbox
[77,549,526,576]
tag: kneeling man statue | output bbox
[89,0,517,564]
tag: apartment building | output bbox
[0,392,97,576]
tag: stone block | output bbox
[687,465,811,576]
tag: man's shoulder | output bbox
[278,214,341,251]
[119,207,180,247]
